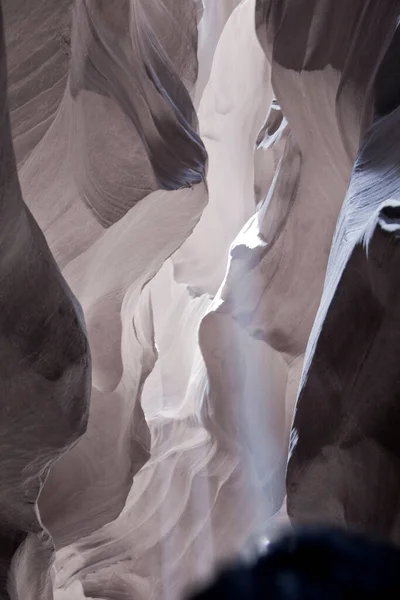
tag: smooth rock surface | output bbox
[0,4,91,598]
[3,0,400,598]
[287,7,400,539]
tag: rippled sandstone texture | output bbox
[2,0,400,599]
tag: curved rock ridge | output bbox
[69,0,207,226]
[45,3,283,599]
[250,0,400,539]
[0,4,91,599]
[287,9,400,539]
[10,0,209,566]
[3,0,73,166]
[172,0,271,296]
[202,0,384,543]
[0,0,209,597]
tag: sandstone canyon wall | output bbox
[1,0,400,599]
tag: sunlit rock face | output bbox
[2,0,400,598]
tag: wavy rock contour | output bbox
[3,0,400,598]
